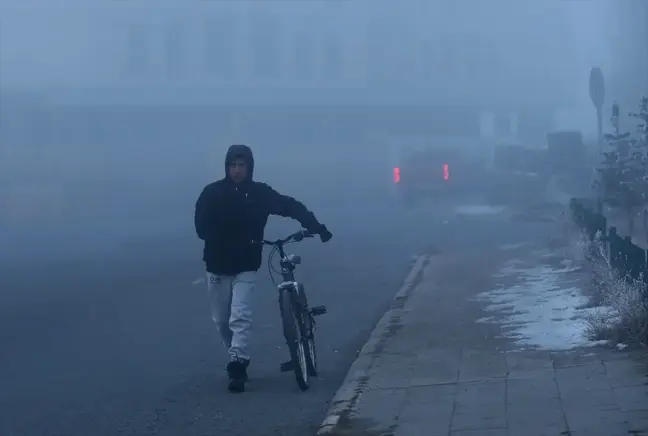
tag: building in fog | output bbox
[0,0,582,117]
[95,1,366,101]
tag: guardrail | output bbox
[570,198,648,281]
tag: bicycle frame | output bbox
[261,230,326,316]
[275,244,301,296]
[276,244,296,282]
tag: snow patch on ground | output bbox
[455,205,506,216]
[476,260,605,350]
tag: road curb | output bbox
[316,253,431,435]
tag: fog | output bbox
[0,0,618,262]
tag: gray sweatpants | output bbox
[206,271,256,362]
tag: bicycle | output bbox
[260,229,327,391]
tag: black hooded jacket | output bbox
[194,144,324,275]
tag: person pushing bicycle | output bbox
[194,144,332,393]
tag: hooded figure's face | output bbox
[224,144,254,184]
[228,158,248,184]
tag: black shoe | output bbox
[228,377,245,393]
[225,359,250,381]
[227,360,248,393]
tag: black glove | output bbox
[318,224,332,243]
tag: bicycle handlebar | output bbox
[261,229,314,247]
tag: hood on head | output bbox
[225,144,254,181]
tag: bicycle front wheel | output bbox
[279,288,309,391]
[297,284,317,377]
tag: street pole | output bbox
[597,106,603,150]
[589,67,605,151]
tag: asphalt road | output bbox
[0,196,554,436]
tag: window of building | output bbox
[323,34,343,79]
[420,40,436,78]
[124,23,151,77]
[162,22,188,79]
[367,29,387,81]
[248,14,280,78]
[294,31,315,80]
[204,17,237,78]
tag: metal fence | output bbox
[570,198,648,281]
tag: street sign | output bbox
[589,67,605,109]
[589,67,605,146]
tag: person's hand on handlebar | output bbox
[317,224,333,243]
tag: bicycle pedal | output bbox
[280,361,294,372]
[310,305,327,316]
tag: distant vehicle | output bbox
[487,143,549,204]
[387,136,491,204]
[545,130,592,198]
[546,131,586,174]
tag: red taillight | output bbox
[393,167,400,183]
[443,163,449,181]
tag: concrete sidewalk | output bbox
[318,245,648,436]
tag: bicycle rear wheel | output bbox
[279,288,309,391]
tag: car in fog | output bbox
[388,137,491,204]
